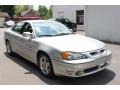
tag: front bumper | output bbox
[52,49,112,77]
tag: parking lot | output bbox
[0,28,120,85]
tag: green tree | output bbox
[38,5,48,19]
[14,5,28,16]
[48,6,52,18]
[0,5,15,18]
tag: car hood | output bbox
[36,34,105,52]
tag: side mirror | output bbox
[23,32,34,38]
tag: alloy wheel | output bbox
[39,56,50,75]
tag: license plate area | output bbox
[96,57,106,65]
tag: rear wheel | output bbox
[6,41,13,55]
[38,53,54,77]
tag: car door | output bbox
[9,22,25,54]
[18,22,37,63]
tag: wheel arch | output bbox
[36,50,51,65]
[36,50,55,76]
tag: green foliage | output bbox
[38,5,48,19]
[14,5,28,16]
[0,5,53,19]
[0,5,15,18]
[38,5,53,19]
[48,6,52,18]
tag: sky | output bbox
[33,5,50,10]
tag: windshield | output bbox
[33,21,73,37]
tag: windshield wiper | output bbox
[54,33,74,36]
[38,33,74,37]
[38,35,54,37]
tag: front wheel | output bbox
[6,41,13,55]
[38,53,54,77]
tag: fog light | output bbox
[75,70,84,76]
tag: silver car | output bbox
[4,20,112,77]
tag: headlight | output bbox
[61,51,87,60]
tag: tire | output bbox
[73,27,77,32]
[6,40,13,55]
[38,53,54,77]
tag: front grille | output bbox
[90,51,98,56]
[89,49,105,56]
[84,66,99,73]
[100,63,107,68]
[100,49,105,53]
[84,63,107,74]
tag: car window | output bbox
[22,23,33,34]
[64,18,71,23]
[12,22,24,33]
[56,19,61,22]
[61,19,66,23]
